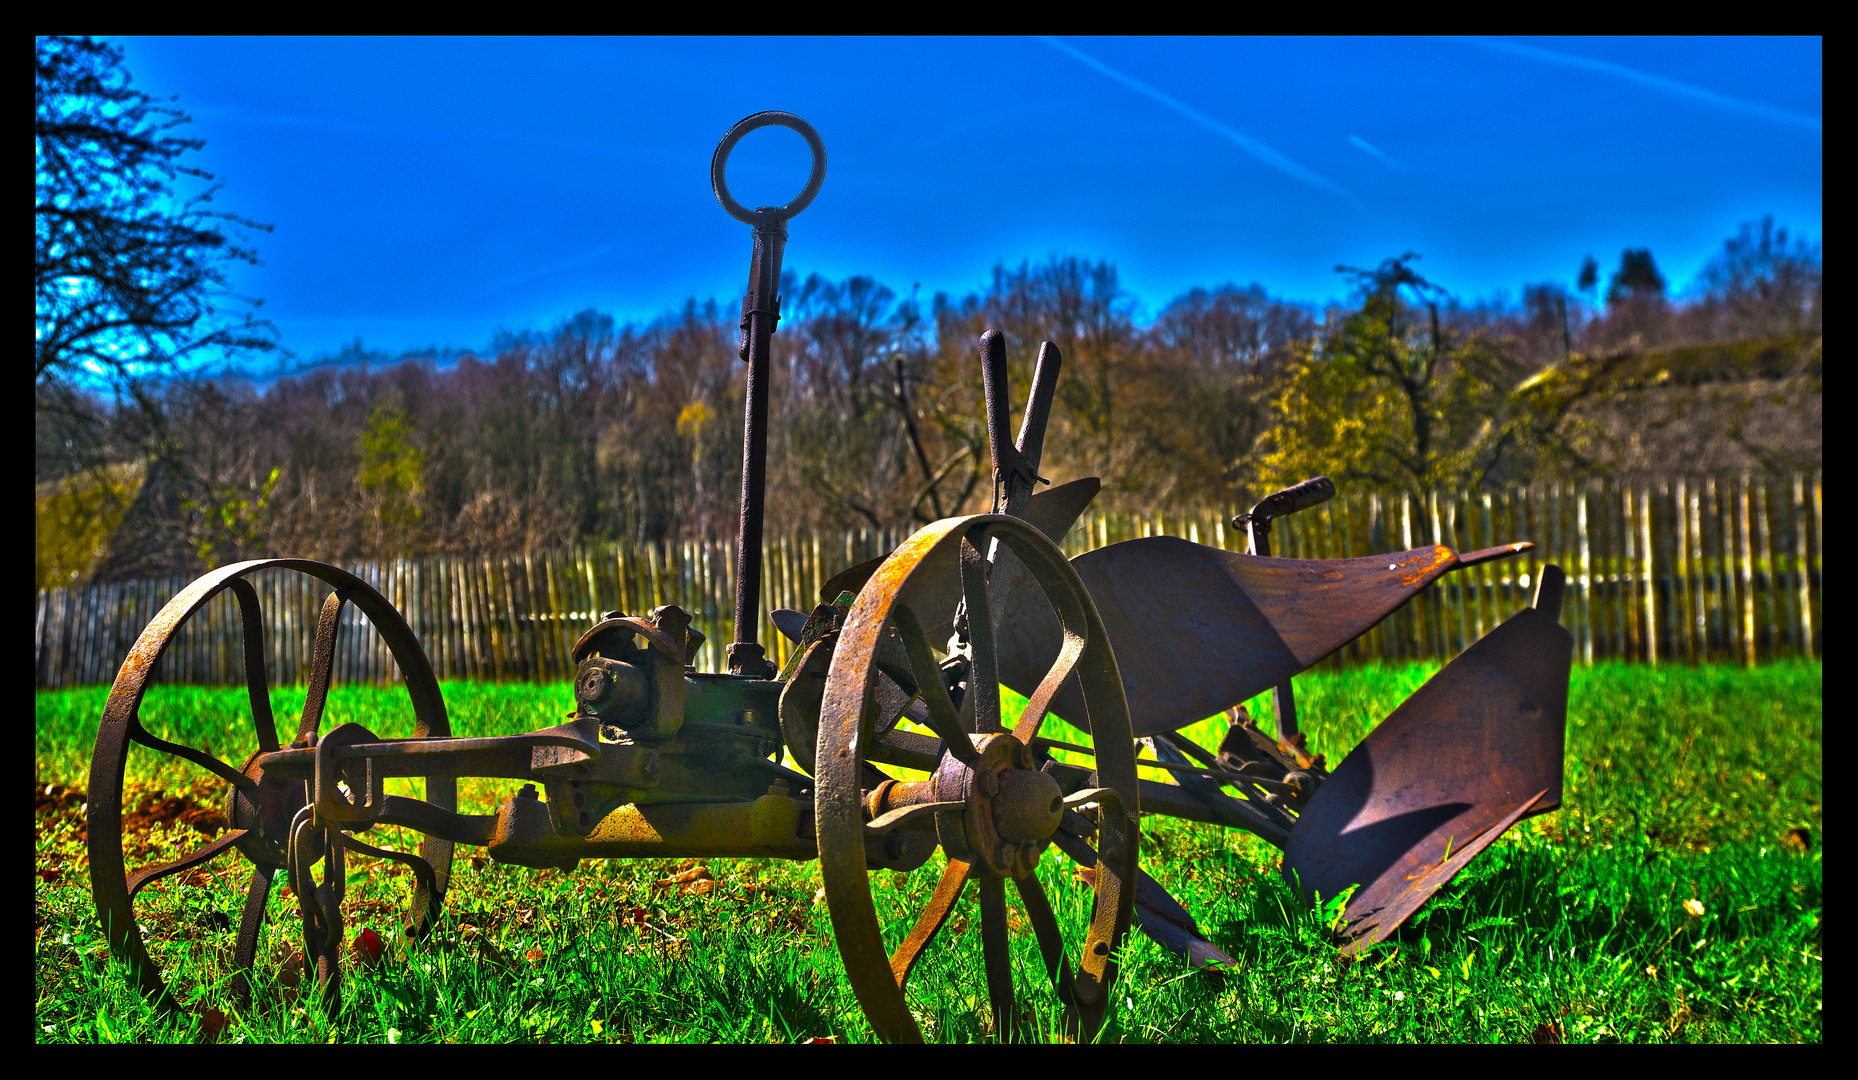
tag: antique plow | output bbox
[87,112,1572,1042]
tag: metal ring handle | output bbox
[711,111,827,228]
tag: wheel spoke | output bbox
[889,858,971,988]
[227,579,279,753]
[127,726,254,790]
[125,829,247,901]
[1013,632,1085,745]
[295,591,347,744]
[230,865,276,1008]
[887,605,978,766]
[960,534,1002,734]
[1013,872,1078,1005]
[977,874,1018,1042]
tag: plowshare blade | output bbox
[994,536,1508,736]
[770,608,810,644]
[1280,601,1571,952]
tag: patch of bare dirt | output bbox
[35,783,88,842]
[35,782,228,845]
[122,790,228,838]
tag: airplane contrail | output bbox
[1460,38,1821,134]
[1348,135,1411,174]
[1039,36,1364,210]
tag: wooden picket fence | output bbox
[35,473,1821,689]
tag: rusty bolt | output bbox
[517,784,539,801]
[576,667,613,708]
[976,770,1001,798]
[641,753,663,780]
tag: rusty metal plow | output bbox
[85,110,1572,1042]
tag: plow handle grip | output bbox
[1249,476,1336,523]
[1016,341,1063,476]
[980,330,1014,481]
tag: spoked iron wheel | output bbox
[816,515,1140,1043]
[86,560,456,1014]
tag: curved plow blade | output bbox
[995,536,1517,736]
[1280,603,1571,952]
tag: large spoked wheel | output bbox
[816,515,1140,1043]
[86,559,456,1014]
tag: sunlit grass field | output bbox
[35,661,1820,1043]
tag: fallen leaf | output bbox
[654,865,717,894]
[196,1008,230,1044]
[1530,1020,1563,1044]
[353,927,385,968]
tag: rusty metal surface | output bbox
[887,858,970,987]
[714,112,826,678]
[814,514,1138,1042]
[1072,859,1238,970]
[80,105,1585,1035]
[994,537,1525,736]
[1236,478,1336,742]
[86,558,456,1012]
[1281,571,1571,951]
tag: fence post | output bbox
[1794,474,1815,658]
[1649,487,1664,665]
[1738,477,1757,668]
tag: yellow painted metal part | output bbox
[579,794,815,859]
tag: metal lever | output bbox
[978,330,1040,516]
[1235,475,1336,553]
[1231,476,1335,744]
[1009,341,1062,518]
[712,111,827,678]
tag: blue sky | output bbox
[105,36,1822,362]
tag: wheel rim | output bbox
[86,559,455,1013]
[815,515,1139,1043]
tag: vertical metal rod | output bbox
[1244,520,1300,742]
[728,222,786,677]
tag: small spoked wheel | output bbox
[815,515,1140,1043]
[85,559,455,1014]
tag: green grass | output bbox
[35,662,1821,1043]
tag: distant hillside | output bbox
[198,340,487,394]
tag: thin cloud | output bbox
[1460,38,1821,133]
[477,244,616,301]
[1039,36,1363,210]
[1348,135,1411,173]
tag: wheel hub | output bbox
[226,750,308,869]
[932,733,1060,879]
